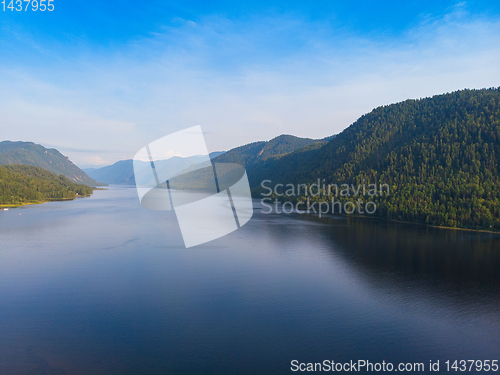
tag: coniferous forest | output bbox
[3,88,500,231]
[0,165,94,206]
[246,88,500,232]
[0,141,102,186]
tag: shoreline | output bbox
[336,213,500,235]
[256,199,500,235]
[0,193,93,209]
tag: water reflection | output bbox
[0,189,499,374]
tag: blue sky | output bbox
[1,1,500,167]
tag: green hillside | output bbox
[0,165,94,207]
[248,88,500,232]
[213,134,326,167]
[83,135,324,186]
[0,141,103,186]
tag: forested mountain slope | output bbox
[0,141,102,186]
[0,165,94,206]
[213,134,328,167]
[249,88,500,231]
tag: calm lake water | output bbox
[0,186,499,374]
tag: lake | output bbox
[0,186,499,374]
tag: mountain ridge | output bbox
[212,134,330,167]
[248,87,500,231]
[0,141,102,186]
[84,135,326,185]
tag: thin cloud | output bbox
[0,8,499,167]
[41,144,130,154]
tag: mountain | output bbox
[212,134,329,167]
[84,152,226,185]
[85,135,327,185]
[248,87,500,232]
[0,164,94,207]
[85,160,136,185]
[0,141,102,186]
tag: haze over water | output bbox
[0,186,499,374]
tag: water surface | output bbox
[0,186,499,374]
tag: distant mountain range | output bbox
[4,87,498,232]
[0,141,102,186]
[212,134,334,184]
[84,152,225,185]
[83,135,332,186]
[84,160,136,185]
